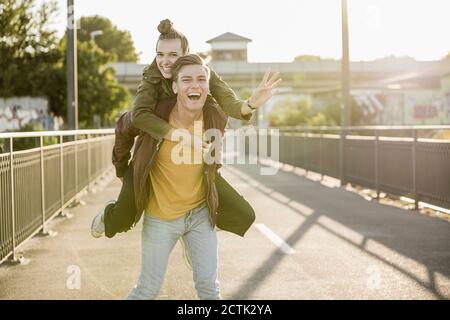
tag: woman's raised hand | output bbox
[248,70,282,109]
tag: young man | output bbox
[91,19,281,241]
[113,54,238,299]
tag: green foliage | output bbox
[0,1,133,129]
[66,40,131,128]
[4,122,41,151]
[77,15,139,62]
[239,88,252,100]
[1,121,58,152]
[320,96,341,126]
[0,0,61,97]
[294,55,337,62]
[268,95,363,127]
[268,99,313,126]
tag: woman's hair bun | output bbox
[158,19,174,35]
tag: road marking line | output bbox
[254,223,296,254]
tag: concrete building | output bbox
[206,32,252,62]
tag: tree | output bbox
[76,41,131,127]
[54,38,131,128]
[268,99,313,126]
[77,15,139,62]
[0,2,132,129]
[0,0,60,97]
[294,55,337,62]
[52,15,135,127]
[319,93,363,126]
[267,94,363,127]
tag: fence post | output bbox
[412,129,418,210]
[320,129,323,181]
[87,134,91,192]
[374,129,379,201]
[39,136,47,234]
[339,127,346,186]
[74,134,78,194]
[59,135,64,214]
[305,128,309,176]
[9,137,17,262]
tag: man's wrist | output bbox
[247,99,257,111]
[240,101,254,117]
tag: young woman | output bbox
[91,19,281,241]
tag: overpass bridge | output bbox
[113,59,450,93]
[0,127,449,299]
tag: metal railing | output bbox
[0,129,115,264]
[257,125,450,211]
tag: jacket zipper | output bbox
[204,167,215,229]
[147,138,162,173]
[140,138,163,200]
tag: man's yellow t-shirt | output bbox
[146,112,206,220]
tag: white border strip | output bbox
[255,223,296,254]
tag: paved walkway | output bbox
[1,164,449,299]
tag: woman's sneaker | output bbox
[91,200,115,238]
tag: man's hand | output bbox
[249,70,282,109]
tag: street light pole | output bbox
[341,0,351,127]
[340,0,351,185]
[90,30,103,42]
[66,0,78,130]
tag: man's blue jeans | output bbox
[125,204,221,300]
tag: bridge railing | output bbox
[0,129,115,264]
[256,125,450,211]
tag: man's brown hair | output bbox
[171,54,210,82]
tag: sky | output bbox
[47,0,450,64]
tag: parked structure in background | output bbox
[206,32,252,62]
[0,97,62,132]
[112,33,450,127]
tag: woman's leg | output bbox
[216,172,255,237]
[183,205,221,300]
[104,165,137,238]
[125,215,183,300]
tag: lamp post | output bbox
[341,0,351,127]
[90,30,103,42]
[340,0,351,185]
[66,0,78,130]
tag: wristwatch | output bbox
[247,99,257,111]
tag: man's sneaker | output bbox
[91,201,115,238]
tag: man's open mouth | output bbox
[161,66,171,74]
[187,93,201,101]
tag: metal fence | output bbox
[259,125,450,211]
[0,129,115,264]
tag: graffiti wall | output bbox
[404,90,450,125]
[352,89,450,125]
[0,97,59,132]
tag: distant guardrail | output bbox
[252,125,450,211]
[0,129,115,264]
